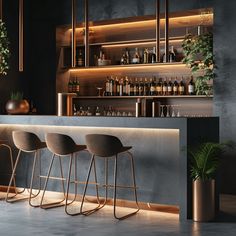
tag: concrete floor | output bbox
[0,195,236,236]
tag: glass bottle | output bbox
[132,48,140,64]
[167,78,173,96]
[162,78,168,96]
[139,78,144,96]
[151,47,156,64]
[173,78,179,95]
[150,77,156,96]
[179,77,185,95]
[156,78,163,96]
[188,76,195,95]
[77,49,84,67]
[169,46,176,63]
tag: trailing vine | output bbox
[0,19,10,76]
[182,32,214,95]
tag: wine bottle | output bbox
[162,78,168,96]
[68,79,73,93]
[151,47,156,64]
[173,78,179,95]
[139,78,144,96]
[156,78,163,96]
[76,78,80,96]
[143,78,149,96]
[150,77,156,96]
[105,77,110,96]
[115,77,120,96]
[77,49,84,67]
[132,48,140,64]
[143,49,149,64]
[169,46,176,63]
[119,78,123,96]
[126,77,131,96]
[188,76,195,95]
[130,79,134,96]
[125,48,130,64]
[167,78,173,96]
[133,78,138,96]
[179,77,185,95]
[109,76,114,96]
[123,77,127,96]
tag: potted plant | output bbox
[0,19,10,76]
[182,32,214,95]
[189,142,233,222]
[5,92,30,115]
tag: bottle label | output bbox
[179,86,185,92]
[173,86,178,92]
[163,86,167,92]
[156,86,162,92]
[150,86,155,92]
[168,86,172,92]
[106,83,110,93]
[188,85,194,93]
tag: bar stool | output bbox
[6,131,46,206]
[0,140,17,200]
[41,133,87,213]
[80,134,140,220]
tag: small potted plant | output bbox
[5,92,30,115]
[189,141,233,222]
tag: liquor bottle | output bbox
[149,77,156,96]
[169,46,176,63]
[119,78,123,96]
[132,48,140,64]
[188,76,195,95]
[125,48,130,64]
[68,79,73,93]
[73,104,77,116]
[151,47,156,63]
[179,77,185,95]
[125,77,131,96]
[173,78,179,95]
[109,76,114,96]
[123,78,127,96]
[105,77,110,96]
[143,49,149,64]
[156,78,163,96]
[133,78,138,96]
[77,49,84,67]
[76,78,80,95]
[130,79,134,96]
[115,77,120,96]
[143,78,149,96]
[95,106,101,116]
[72,78,77,93]
[167,78,173,96]
[120,53,127,65]
[162,78,168,96]
[139,78,144,96]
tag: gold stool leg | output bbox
[29,150,41,207]
[40,154,65,209]
[6,150,28,203]
[113,152,140,220]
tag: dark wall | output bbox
[0,0,29,114]
[1,0,236,194]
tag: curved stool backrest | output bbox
[45,133,77,156]
[86,134,123,157]
[12,131,42,152]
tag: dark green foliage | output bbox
[189,141,234,181]
[0,19,10,76]
[182,32,214,95]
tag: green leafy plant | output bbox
[182,32,214,95]
[189,142,234,181]
[0,19,10,76]
[10,92,24,100]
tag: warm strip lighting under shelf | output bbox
[69,63,187,73]
[68,13,213,32]
[101,39,184,49]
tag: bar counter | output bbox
[0,115,219,220]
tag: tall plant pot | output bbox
[193,179,215,222]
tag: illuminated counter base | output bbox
[0,116,219,220]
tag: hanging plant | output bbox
[182,32,214,95]
[0,19,10,76]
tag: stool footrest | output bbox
[39,175,66,181]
